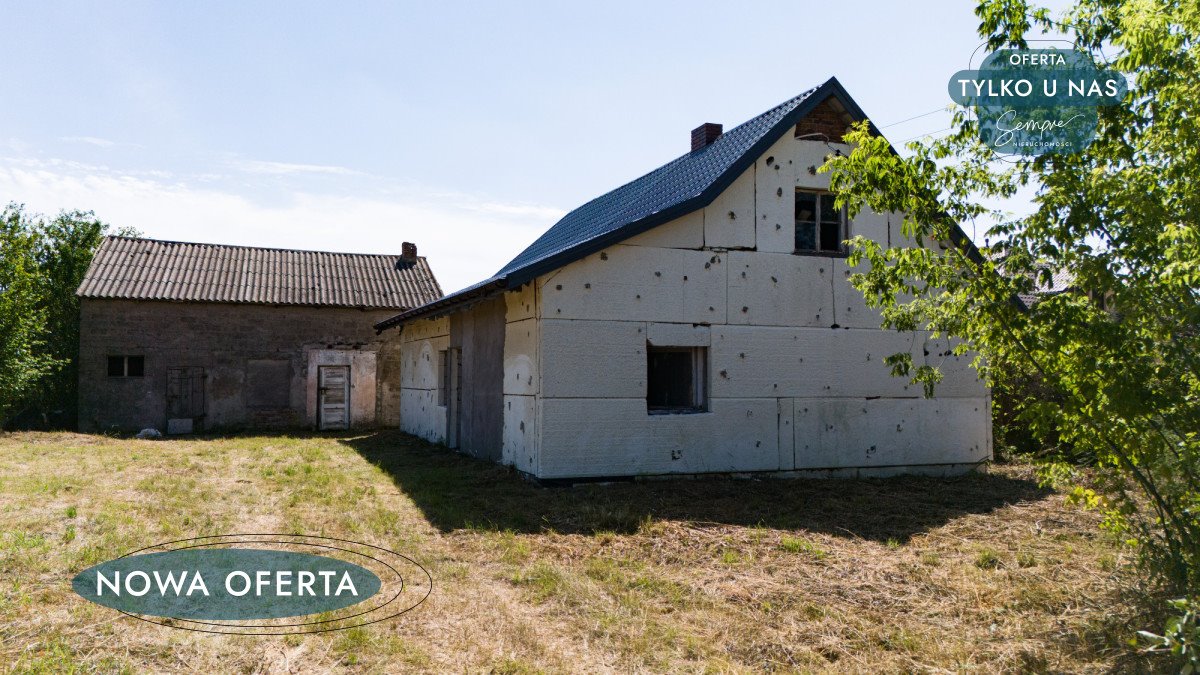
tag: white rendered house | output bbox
[377,78,992,481]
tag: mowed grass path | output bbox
[0,431,1157,673]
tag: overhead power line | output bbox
[900,126,956,143]
[878,107,948,129]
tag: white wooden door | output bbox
[318,365,350,430]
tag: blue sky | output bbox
[2,1,999,293]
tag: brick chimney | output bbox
[396,242,417,269]
[691,123,723,151]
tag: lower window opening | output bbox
[647,346,708,414]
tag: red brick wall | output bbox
[794,97,853,141]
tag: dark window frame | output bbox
[107,355,144,378]
[795,190,849,256]
[646,346,709,415]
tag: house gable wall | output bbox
[524,135,989,479]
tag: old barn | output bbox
[76,237,441,433]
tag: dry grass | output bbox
[0,430,1168,673]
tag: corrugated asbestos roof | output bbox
[78,236,443,309]
[376,77,871,331]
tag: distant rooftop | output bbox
[1017,265,1075,307]
[77,236,443,310]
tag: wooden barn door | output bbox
[318,365,350,430]
[166,367,205,433]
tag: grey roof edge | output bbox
[375,77,985,331]
[89,234,428,260]
[79,294,429,311]
[76,238,109,298]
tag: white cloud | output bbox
[231,159,363,176]
[0,158,564,294]
[465,201,568,221]
[4,138,34,154]
[59,136,118,148]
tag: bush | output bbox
[1139,598,1200,673]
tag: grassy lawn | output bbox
[0,430,1161,673]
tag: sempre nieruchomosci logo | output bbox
[949,47,1127,156]
[70,534,430,634]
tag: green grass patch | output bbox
[779,536,828,560]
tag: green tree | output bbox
[0,208,58,426]
[0,204,136,428]
[823,0,1200,600]
[30,209,134,425]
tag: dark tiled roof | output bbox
[78,236,443,310]
[494,84,824,280]
[376,78,867,331]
